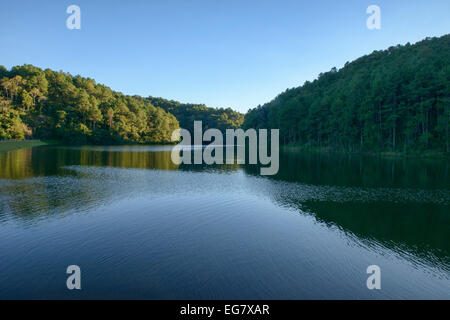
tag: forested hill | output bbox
[0,65,180,144]
[0,65,243,144]
[244,35,450,153]
[147,97,244,133]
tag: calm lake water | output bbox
[0,145,449,299]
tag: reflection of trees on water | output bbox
[0,146,181,179]
[0,146,241,222]
[242,151,450,270]
[244,149,450,189]
[287,197,450,269]
[1,146,449,270]
[0,146,243,179]
[0,148,35,179]
[0,146,182,221]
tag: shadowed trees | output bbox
[244,35,450,153]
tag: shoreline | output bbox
[0,140,59,153]
[281,145,450,159]
[0,139,178,153]
[2,140,449,160]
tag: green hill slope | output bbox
[244,35,450,153]
[147,97,244,133]
[0,65,179,144]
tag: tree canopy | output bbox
[1,34,447,152]
[0,64,244,144]
[244,35,450,153]
[147,97,244,133]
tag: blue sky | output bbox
[0,0,449,112]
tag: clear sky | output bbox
[0,0,449,112]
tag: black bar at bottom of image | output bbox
[0,300,448,318]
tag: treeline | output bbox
[244,35,450,153]
[0,65,244,144]
[0,65,179,144]
[147,97,244,133]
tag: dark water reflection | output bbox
[249,148,450,189]
[0,145,449,299]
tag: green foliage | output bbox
[147,97,244,134]
[244,35,450,153]
[0,109,25,139]
[0,64,180,144]
[0,64,243,144]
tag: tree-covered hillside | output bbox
[147,97,244,133]
[0,64,244,145]
[0,65,179,144]
[244,35,449,153]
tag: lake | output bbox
[0,145,449,299]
